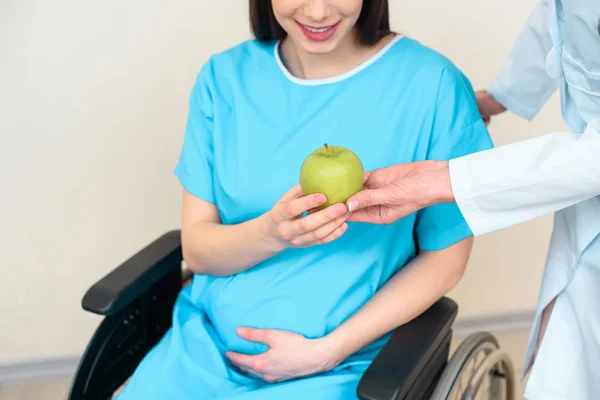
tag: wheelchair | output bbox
[67,230,516,400]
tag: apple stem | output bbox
[324,143,330,156]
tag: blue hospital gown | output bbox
[116,36,493,399]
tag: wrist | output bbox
[422,161,454,205]
[256,212,288,253]
[317,327,357,370]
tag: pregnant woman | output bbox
[116,0,493,399]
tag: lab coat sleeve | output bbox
[449,119,600,236]
[487,0,559,120]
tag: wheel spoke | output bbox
[429,333,515,400]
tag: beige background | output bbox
[0,0,566,365]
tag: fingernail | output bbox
[238,328,245,336]
[340,223,348,232]
[348,200,359,212]
[315,194,326,203]
[335,204,346,215]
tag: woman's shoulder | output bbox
[384,36,479,112]
[192,39,278,99]
[387,36,469,83]
[197,40,275,80]
[212,40,275,66]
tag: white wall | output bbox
[0,0,566,364]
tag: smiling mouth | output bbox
[297,21,340,33]
[295,20,341,41]
[300,23,337,33]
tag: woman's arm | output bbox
[324,236,473,364]
[181,191,283,276]
[182,187,350,276]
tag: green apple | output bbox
[300,143,364,210]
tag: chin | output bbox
[300,40,340,55]
[297,30,349,55]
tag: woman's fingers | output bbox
[262,374,281,383]
[313,223,348,245]
[225,352,255,370]
[238,367,281,384]
[292,215,349,245]
[279,185,304,202]
[273,194,327,222]
[286,203,348,237]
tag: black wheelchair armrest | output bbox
[82,230,184,316]
[357,297,458,400]
[70,230,186,400]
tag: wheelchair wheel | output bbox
[430,332,516,400]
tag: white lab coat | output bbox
[448,0,600,399]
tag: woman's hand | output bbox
[225,327,341,383]
[266,185,350,249]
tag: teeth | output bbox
[303,25,330,33]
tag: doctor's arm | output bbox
[347,120,600,236]
[448,120,600,235]
[485,0,559,120]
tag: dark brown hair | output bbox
[249,0,392,46]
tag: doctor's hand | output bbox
[265,185,349,249]
[346,161,454,225]
[225,327,340,383]
[476,90,506,125]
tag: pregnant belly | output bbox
[206,290,329,355]
[195,245,383,355]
